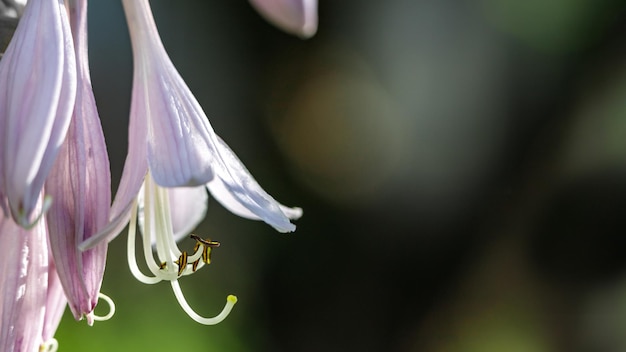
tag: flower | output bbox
[0,196,66,352]
[249,0,318,38]
[0,0,76,227]
[45,0,112,324]
[81,0,302,324]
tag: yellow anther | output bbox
[175,251,188,276]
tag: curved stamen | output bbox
[127,198,162,284]
[171,280,237,325]
[91,292,116,322]
[85,292,116,325]
[143,178,172,278]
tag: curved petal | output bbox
[208,136,302,233]
[0,0,76,224]
[249,0,318,38]
[122,0,215,187]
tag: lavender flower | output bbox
[81,0,302,324]
[0,0,76,227]
[249,0,318,38]
[45,0,111,324]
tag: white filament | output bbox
[91,292,116,322]
[171,280,237,325]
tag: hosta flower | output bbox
[82,0,302,324]
[45,0,112,324]
[0,197,66,352]
[0,0,76,227]
[249,0,318,38]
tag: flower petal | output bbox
[208,136,302,233]
[45,0,110,320]
[0,0,76,224]
[249,0,318,38]
[123,0,215,187]
[167,186,208,242]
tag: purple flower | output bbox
[0,0,76,227]
[0,197,67,352]
[249,0,318,38]
[81,0,302,324]
[45,0,111,324]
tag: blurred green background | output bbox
[40,0,626,351]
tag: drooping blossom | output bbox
[249,0,318,38]
[45,0,111,323]
[81,0,302,324]
[0,196,67,352]
[0,0,76,227]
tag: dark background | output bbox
[12,0,626,351]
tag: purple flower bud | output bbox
[45,0,111,322]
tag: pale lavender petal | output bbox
[208,136,302,233]
[79,16,152,249]
[46,0,110,320]
[249,0,318,38]
[80,77,149,249]
[0,203,49,351]
[0,0,76,224]
[167,186,208,242]
[122,0,216,187]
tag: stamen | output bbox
[192,260,200,272]
[39,338,58,352]
[202,245,211,264]
[190,234,221,248]
[171,280,237,325]
[90,292,116,322]
[175,251,188,276]
[189,234,219,265]
[127,199,162,284]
